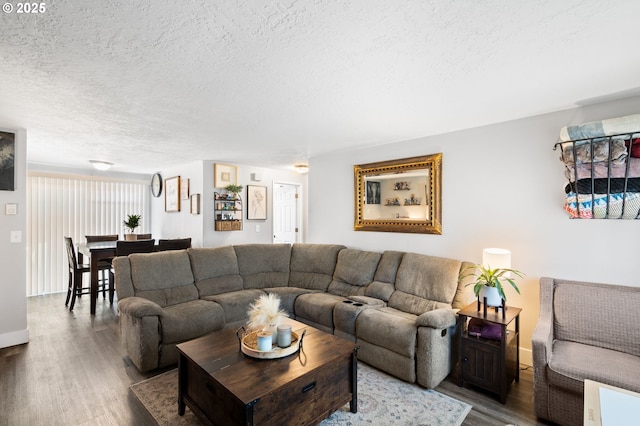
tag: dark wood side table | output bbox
[457,302,521,404]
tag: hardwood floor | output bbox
[0,294,553,425]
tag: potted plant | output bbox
[123,214,142,240]
[461,264,524,306]
[224,184,243,200]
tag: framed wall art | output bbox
[164,176,181,212]
[0,131,16,191]
[190,193,200,214]
[181,178,190,200]
[247,185,267,220]
[214,163,237,188]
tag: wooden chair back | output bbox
[158,238,192,251]
[85,234,118,243]
[115,239,156,257]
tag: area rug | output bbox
[131,363,471,426]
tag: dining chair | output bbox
[158,237,192,251]
[85,234,118,298]
[115,239,156,256]
[109,239,156,294]
[65,237,113,311]
[135,233,152,240]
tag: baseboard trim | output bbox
[0,328,29,349]
[520,347,532,367]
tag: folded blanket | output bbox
[559,138,627,166]
[559,114,640,142]
[564,157,640,181]
[564,191,640,219]
[565,178,640,194]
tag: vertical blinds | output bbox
[27,173,150,296]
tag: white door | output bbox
[273,183,299,244]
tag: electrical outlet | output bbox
[255,225,260,232]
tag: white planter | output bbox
[480,286,503,307]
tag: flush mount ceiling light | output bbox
[293,164,309,174]
[89,160,113,171]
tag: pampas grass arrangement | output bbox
[247,293,288,331]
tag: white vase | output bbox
[480,286,503,307]
[264,324,278,344]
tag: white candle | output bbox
[257,331,272,351]
[277,324,292,348]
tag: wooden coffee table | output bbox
[176,319,358,426]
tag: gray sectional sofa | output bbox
[113,243,475,388]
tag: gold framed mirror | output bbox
[354,153,442,234]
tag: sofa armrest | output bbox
[416,308,456,329]
[118,296,163,318]
[532,277,556,421]
[532,277,555,366]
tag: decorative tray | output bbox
[237,328,305,360]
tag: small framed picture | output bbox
[190,193,200,214]
[214,163,237,188]
[181,178,190,200]
[164,176,181,212]
[247,185,267,220]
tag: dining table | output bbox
[77,241,117,315]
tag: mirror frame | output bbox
[354,153,442,234]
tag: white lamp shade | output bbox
[482,248,511,278]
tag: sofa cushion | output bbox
[161,299,225,344]
[553,280,640,357]
[129,251,198,307]
[548,340,640,394]
[294,292,346,329]
[452,261,476,310]
[203,289,266,324]
[264,287,313,316]
[188,246,243,297]
[234,244,291,289]
[289,244,345,291]
[356,307,418,358]
[389,253,461,315]
[364,251,405,302]
[328,249,381,296]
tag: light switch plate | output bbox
[5,203,17,215]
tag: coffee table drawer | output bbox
[184,360,247,425]
[253,354,353,425]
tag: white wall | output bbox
[151,161,205,247]
[308,95,640,365]
[154,160,307,247]
[0,128,28,348]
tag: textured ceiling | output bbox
[1,0,639,174]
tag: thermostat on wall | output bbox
[5,203,17,215]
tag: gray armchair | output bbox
[532,277,640,426]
